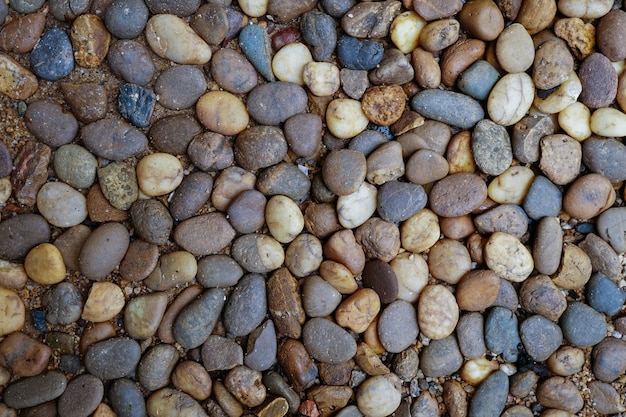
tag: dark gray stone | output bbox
[468,371,509,417]
[583,137,626,183]
[245,320,277,372]
[169,171,213,221]
[108,378,146,417]
[377,181,427,223]
[108,40,155,85]
[474,204,529,238]
[337,34,384,70]
[302,317,357,363]
[523,175,562,220]
[0,214,50,261]
[456,312,486,359]
[246,82,308,125]
[84,337,141,380]
[301,11,337,62]
[173,288,227,349]
[485,306,520,363]
[118,83,155,128]
[420,335,463,377]
[130,199,173,246]
[57,374,103,417]
[223,274,267,337]
[201,335,244,372]
[137,344,179,391]
[154,65,207,110]
[472,119,513,176]
[378,300,419,354]
[411,89,484,129]
[587,273,626,316]
[104,0,149,39]
[81,118,148,160]
[256,162,311,201]
[42,282,83,326]
[560,302,607,348]
[597,207,626,253]
[519,315,563,361]
[3,371,67,409]
[30,28,74,81]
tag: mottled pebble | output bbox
[520,315,563,361]
[104,0,148,39]
[11,140,51,206]
[537,377,584,414]
[173,288,226,349]
[201,335,243,372]
[53,144,97,189]
[81,118,148,160]
[30,28,74,81]
[472,119,512,176]
[145,14,211,65]
[3,371,66,410]
[107,40,155,85]
[71,14,110,68]
[429,173,487,217]
[190,3,229,45]
[25,99,78,147]
[0,53,38,100]
[0,214,50,261]
[587,273,626,316]
[560,302,607,347]
[196,91,249,136]
[520,274,566,321]
[187,132,233,172]
[582,137,626,183]
[210,48,258,94]
[124,292,168,339]
[579,232,621,280]
[97,162,138,211]
[592,337,626,382]
[0,331,51,377]
[118,83,155,128]
[223,274,267,337]
[337,35,384,71]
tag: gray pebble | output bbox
[560,302,607,347]
[245,320,277,372]
[144,0,200,15]
[468,371,508,417]
[587,273,626,316]
[509,370,539,398]
[582,137,626,183]
[512,115,554,164]
[9,0,45,13]
[78,222,130,280]
[302,275,342,318]
[597,207,626,253]
[474,204,528,238]
[210,47,258,93]
[533,216,563,276]
[256,162,311,201]
[519,275,566,322]
[0,213,50,261]
[592,337,626,382]
[301,10,337,62]
[485,306,520,363]
[201,335,243,371]
[348,130,387,156]
[49,0,90,20]
[188,132,234,172]
[578,52,617,109]
[263,371,301,414]
[190,3,229,45]
[520,315,563,361]
[392,347,419,381]
[234,126,288,172]
[492,278,519,311]
[320,0,356,17]
[0,140,11,177]
[173,288,227,349]
[458,60,501,101]
[340,68,370,100]
[0,0,6,23]
[155,65,207,110]
[377,300,419,353]
[85,337,141,380]
[311,173,337,203]
[3,371,67,409]
[377,180,427,223]
[137,344,179,391]
[239,24,275,82]
[57,374,103,417]
[104,0,149,39]
[472,119,513,176]
[523,175,562,220]
[149,114,201,155]
[25,99,78,147]
[226,190,267,234]
[42,282,83,326]
[223,274,267,337]
[419,335,463,377]
[53,144,97,190]
[302,317,357,363]
[411,89,484,129]
[588,381,624,415]
[284,113,323,158]
[107,40,155,85]
[81,118,148,160]
[335,405,363,417]
[247,82,308,125]
[197,254,243,288]
[369,48,414,85]
[173,213,235,256]
[456,312,486,359]
[130,199,173,246]
[169,171,212,221]
[578,232,621,280]
[108,378,145,417]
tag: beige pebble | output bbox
[147,388,207,417]
[24,243,66,285]
[367,141,405,184]
[319,260,358,294]
[0,177,11,203]
[539,134,582,185]
[558,0,612,18]
[257,398,289,417]
[487,165,535,205]
[285,234,323,278]
[272,42,312,85]
[92,403,116,417]
[238,0,268,17]
[446,131,476,173]
[337,182,377,229]
[427,238,472,285]
[36,182,88,228]
[356,375,402,417]
[390,11,426,54]
[552,243,592,289]
[546,346,585,376]
[496,23,534,73]
[460,358,499,386]
[355,342,390,376]
[400,208,440,253]
[390,252,429,303]
[71,14,111,68]
[554,17,595,60]
[124,292,168,339]
[0,287,25,337]
[419,19,460,52]
[484,232,534,282]
[558,102,592,141]
[196,91,249,136]
[326,98,370,139]
[82,281,125,322]
[303,62,340,97]
[590,107,626,137]
[144,251,198,291]
[563,173,615,220]
[145,14,212,65]
[0,53,38,99]
[172,360,212,400]
[266,195,304,244]
[0,260,28,289]
[335,288,381,334]
[488,72,535,126]
[418,284,459,340]
[136,152,184,197]
[533,71,582,114]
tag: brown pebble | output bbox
[0,9,46,53]
[335,289,381,334]
[516,0,557,35]
[597,9,626,62]
[361,85,406,126]
[267,268,306,339]
[519,275,567,321]
[87,184,129,223]
[157,284,203,344]
[456,270,501,311]
[79,322,116,356]
[440,38,486,87]
[307,385,352,417]
[71,14,111,68]
[563,173,616,220]
[322,149,367,196]
[277,339,318,392]
[11,141,51,206]
[458,0,504,41]
[429,172,488,217]
[0,332,51,377]
[361,260,399,304]
[118,239,159,282]
[324,229,366,275]
[539,134,582,186]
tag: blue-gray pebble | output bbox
[348,130,388,156]
[377,181,427,223]
[523,175,562,220]
[587,273,626,316]
[81,118,148,160]
[302,317,357,363]
[458,60,500,101]
[301,11,337,62]
[43,282,83,325]
[173,288,227,349]
[109,378,146,417]
[520,315,563,361]
[320,0,356,17]
[30,28,74,81]
[247,82,308,125]
[239,24,275,82]
[474,204,529,238]
[419,335,463,377]
[154,65,207,110]
[223,274,267,337]
[560,302,607,348]
[118,84,155,128]
[0,1,8,26]
[0,213,50,261]
[104,0,149,39]
[108,40,156,86]
[84,337,141,380]
[3,371,67,409]
[9,0,45,14]
[337,35,384,70]
[245,320,277,372]
[468,371,508,417]
[485,306,521,363]
[582,137,626,183]
[411,89,484,129]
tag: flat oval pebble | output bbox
[597,9,626,62]
[189,3,229,45]
[30,28,74,81]
[302,275,342,317]
[520,315,563,361]
[0,53,38,99]
[234,126,288,171]
[169,171,212,221]
[411,89,483,129]
[429,173,487,217]
[257,162,311,201]
[174,288,227,349]
[247,82,307,126]
[592,337,626,382]
[484,232,533,282]
[272,42,312,85]
[210,48,258,94]
[0,287,25,337]
[488,73,534,126]
[563,173,615,220]
[25,99,78,147]
[71,14,110,68]
[24,243,66,285]
[582,137,626,183]
[150,114,201,155]
[418,284,459,339]
[496,23,534,73]
[356,375,401,417]
[457,60,500,101]
[537,377,584,414]
[224,274,267,337]
[145,14,212,65]
[597,207,626,252]
[326,98,370,139]
[57,374,103,417]
[174,213,235,256]
[0,213,51,261]
[474,204,528,238]
[81,118,148,160]
[187,132,234,172]
[53,144,97,189]
[78,222,129,280]
[420,335,463,377]
[109,378,146,417]
[3,371,67,409]
[124,292,168,339]
[81,281,125,322]
[472,119,512,176]
[196,91,249,135]
[377,300,418,353]
[586,273,625,317]
[36,182,87,228]
[85,337,140,380]
[107,40,155,85]
[104,0,149,39]
[137,344,179,391]
[245,320,277,371]
[302,317,357,363]
[559,302,607,347]
[136,152,183,197]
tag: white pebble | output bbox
[136,153,184,197]
[271,42,313,85]
[36,182,87,228]
[488,72,535,126]
[533,71,582,114]
[326,98,369,139]
[590,107,626,137]
[238,0,268,17]
[487,165,535,205]
[303,62,340,96]
[356,375,402,417]
[337,182,377,229]
[390,252,429,303]
[390,11,426,54]
[146,14,212,65]
[484,232,534,282]
[558,101,592,141]
[265,195,304,243]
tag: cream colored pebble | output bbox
[484,232,534,282]
[390,11,426,54]
[558,102,592,141]
[533,72,582,114]
[326,98,370,139]
[0,287,25,337]
[337,182,377,229]
[460,358,500,386]
[590,107,626,137]
[266,195,304,243]
[417,284,459,340]
[196,91,249,136]
[136,153,184,197]
[145,14,212,65]
[487,165,535,205]
[303,62,340,96]
[390,252,429,303]
[272,42,312,85]
[0,177,11,203]
[82,281,125,322]
[488,72,535,126]
[238,0,268,17]
[400,208,440,253]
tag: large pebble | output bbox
[591,107,626,137]
[377,300,419,353]
[42,282,83,325]
[488,73,534,126]
[533,217,563,277]
[210,48,258,94]
[429,173,487,217]
[0,214,50,261]
[578,53,617,109]
[172,360,212,400]
[137,344,179,391]
[174,213,235,256]
[85,337,140,380]
[104,0,148,39]
[223,274,267,337]
[81,119,148,160]
[124,292,168,339]
[130,199,173,246]
[232,234,285,274]
[196,91,249,135]
[559,302,607,347]
[533,40,574,90]
[301,11,337,61]
[597,9,626,62]
[24,243,66,285]
[597,207,626,253]
[173,288,227,349]
[356,375,401,417]
[239,24,275,82]
[109,378,146,417]
[226,189,266,234]
[322,149,366,196]
[552,243,592,289]
[0,9,46,54]
[302,275,342,318]
[361,259,398,303]
[468,371,508,417]
[456,270,500,312]
[136,152,183,197]
[533,71,582,114]
[3,371,67,409]
[145,14,211,64]
[97,162,138,211]
[337,35,384,71]
[201,335,243,372]
[520,315,563,361]
[418,284,458,339]
[457,60,500,100]
[537,377,584,414]
[0,331,51,377]
[245,320,277,372]
[25,99,78,147]
[267,268,306,339]
[411,89,483,129]
[523,176,562,220]
[511,112,553,163]
[0,53,38,99]
[558,0,612,18]
[592,337,626,382]
[579,232,621,280]
[169,171,213,221]
[196,255,243,289]
[563,173,615,220]
[272,43,312,85]
[376,181,427,223]
[587,273,626,316]
[187,132,234,172]
[53,144,97,190]
[36,182,87,228]
[30,28,74,81]
[81,281,125,322]
[147,388,205,417]
[71,14,110,68]
[495,23,534,73]
[303,317,357,363]
[485,306,521,363]
[234,126,288,171]
[484,232,533,282]
[79,223,129,280]
[457,312,486,359]
[420,335,463,377]
[57,374,103,417]
[559,101,592,141]
[326,98,370,139]
[107,40,155,85]
[583,137,626,183]
[474,204,528,238]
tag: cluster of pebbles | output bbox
[2,0,626,416]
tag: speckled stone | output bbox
[239,24,275,82]
[30,28,74,81]
[84,337,141,380]
[560,302,607,347]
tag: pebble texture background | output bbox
[0,0,626,416]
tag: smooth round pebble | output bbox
[145,14,212,65]
[109,378,146,417]
[196,91,249,135]
[326,98,370,139]
[210,48,258,94]
[57,374,103,417]
[495,23,534,73]
[81,118,148,161]
[81,281,125,322]
[124,292,168,339]
[520,315,563,361]
[303,62,340,96]
[146,388,204,417]
[337,182,377,229]
[322,149,367,196]
[418,284,459,340]
[169,171,213,221]
[302,275,342,318]
[53,144,97,189]
[303,317,357,363]
[136,153,183,197]
[558,102,592,141]
[429,173,487,217]
[25,99,78,147]
[378,300,419,353]
[0,213,50,261]
[420,335,464,377]
[3,371,67,410]
[234,126,288,171]
[356,375,401,417]
[104,0,149,39]
[155,65,207,110]
[24,243,66,285]
[484,232,533,282]
[597,207,626,253]
[272,42,312,85]
[411,89,484,129]
[107,40,155,85]
[247,81,308,126]
[560,302,607,347]
[231,234,285,274]
[488,72,535,126]
[36,182,87,228]
[79,222,129,280]
[563,173,615,220]
[85,337,140,380]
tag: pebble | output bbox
[244,320,277,372]
[560,302,607,347]
[209,50,256,95]
[223,274,267,337]
[0,259,27,290]
[540,133,583,186]
[237,24,274,82]
[97,162,138,211]
[377,300,419,353]
[472,119,513,176]
[104,0,148,39]
[57,374,103,417]
[362,85,407,127]
[174,213,235,256]
[0,53,38,100]
[117,83,155,128]
[144,0,199,16]
[588,381,625,415]
[597,207,626,252]
[196,91,249,136]
[579,232,621,280]
[322,149,366,196]
[474,204,528,238]
[537,377,584,414]
[8,0,45,13]
[30,28,74,81]
[145,14,211,65]
[583,137,626,183]
[468,371,508,417]
[418,284,458,339]
[533,71,583,114]
[592,337,626,382]
[277,339,318,392]
[420,335,463,377]
[485,306,521,363]
[271,42,312,85]
[520,274,566,321]
[137,344,179,391]
[591,107,626,137]
[196,257,242,292]
[520,315,563,362]
[413,0,462,20]
[367,142,405,186]
[587,273,626,317]
[267,0,317,23]
[284,233,323,278]
[456,270,500,311]
[78,222,129,280]
[123,292,167,339]
[509,370,540,398]
[361,259,398,303]
[226,366,267,408]
[84,337,140,380]
[302,275,342,318]
[71,14,111,68]
[173,288,226,349]
[3,371,67,410]
[411,89,483,129]
[457,60,500,101]
[558,0,612,18]
[81,118,148,160]
[24,99,78,147]
[376,180,427,223]
[356,375,401,417]
[172,361,212,400]
[53,144,97,189]
[152,65,206,110]
[130,199,173,246]
[246,82,307,126]
[456,312,486,359]
[81,281,125,322]
[85,183,129,222]
[234,126,288,171]
[0,331,51,376]
[0,141,11,178]
[488,165,534,206]
[533,40,574,90]
[495,23,534,73]
[370,47,415,86]
[488,73,535,126]
[558,102,591,141]
[109,378,146,417]
[232,233,285,274]
[12,140,51,206]
[429,172,487,217]
[0,214,50,261]
[335,288,380,334]
[201,335,243,372]
[150,114,201,155]
[326,98,370,139]
[107,40,155,85]
[187,132,233,172]
[340,68,370,100]
[523,176,562,220]
[597,9,626,62]
[563,173,615,220]
[300,11,336,62]
[337,35,384,71]
[53,225,91,272]
[578,52,617,109]
[24,243,66,285]
[301,317,356,364]
[552,243,593,289]
[36,182,87,228]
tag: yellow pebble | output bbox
[24,243,66,285]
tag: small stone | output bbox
[78,222,129,280]
[457,312,487,359]
[472,119,512,176]
[239,24,275,82]
[0,331,51,377]
[97,162,138,211]
[234,126,288,171]
[559,302,607,347]
[124,292,168,339]
[84,337,140,380]
[417,284,459,339]
[520,315,563,361]
[578,232,621,280]
[597,207,626,253]
[137,344,179,391]
[484,232,534,282]
[36,182,87,228]
[53,225,91,272]
[107,40,155,85]
[356,375,401,417]
[474,204,528,238]
[25,99,78,148]
[174,213,235,256]
[267,268,305,339]
[172,361,212,401]
[411,89,484,129]
[578,52,617,109]
[53,144,97,189]
[420,335,463,377]
[519,274,566,321]
[523,176,562,220]
[81,281,125,322]
[155,65,206,110]
[563,173,615,220]
[3,371,67,410]
[429,172,487,217]
[376,181,427,223]
[223,274,267,337]
[0,213,50,261]
[0,9,46,54]
[201,335,243,372]
[597,9,626,62]
[117,83,155,128]
[57,374,103,417]
[81,118,148,160]
[456,270,500,312]
[536,377,584,414]
[190,3,229,45]
[0,53,38,100]
[196,254,243,289]
[30,28,74,81]
[588,381,625,415]
[337,35,384,71]
[210,48,258,94]
[592,337,626,382]
[109,378,146,417]
[457,60,500,101]
[485,306,521,363]
[174,288,227,349]
[104,0,148,39]
[377,300,419,353]
[24,243,66,285]
[301,11,337,62]
[225,366,266,408]
[71,14,111,68]
[245,320,277,372]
